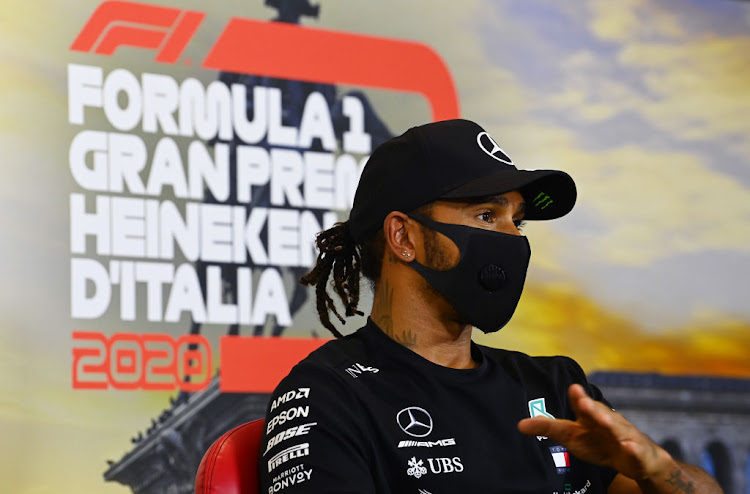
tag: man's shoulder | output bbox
[282,326,375,383]
[304,327,369,363]
[477,344,587,382]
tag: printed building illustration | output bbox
[589,372,750,494]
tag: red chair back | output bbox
[195,419,265,494]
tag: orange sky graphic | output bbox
[477,282,750,378]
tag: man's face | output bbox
[418,190,526,271]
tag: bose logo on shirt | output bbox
[264,422,317,455]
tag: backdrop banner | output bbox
[2,1,749,492]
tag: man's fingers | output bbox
[517,416,576,442]
[568,384,612,429]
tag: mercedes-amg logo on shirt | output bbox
[476,131,513,165]
[396,407,433,438]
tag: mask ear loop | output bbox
[406,212,473,255]
[405,213,471,273]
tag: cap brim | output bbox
[439,169,576,220]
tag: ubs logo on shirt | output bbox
[406,456,464,477]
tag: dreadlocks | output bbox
[301,204,432,337]
[300,222,367,338]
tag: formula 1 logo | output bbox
[70,1,204,63]
[69,0,459,120]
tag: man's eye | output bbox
[478,211,493,223]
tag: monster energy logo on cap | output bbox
[532,192,553,210]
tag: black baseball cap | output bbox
[348,119,577,243]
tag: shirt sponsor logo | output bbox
[407,456,464,477]
[427,457,464,474]
[552,479,591,494]
[528,398,554,419]
[268,464,313,493]
[398,438,456,448]
[528,397,554,440]
[270,388,310,412]
[396,407,433,438]
[549,445,571,474]
[264,422,317,455]
[344,362,379,378]
[266,406,310,434]
[268,443,310,472]
[271,463,306,483]
[406,457,428,479]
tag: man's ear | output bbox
[382,211,417,263]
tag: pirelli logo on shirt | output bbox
[268,443,310,472]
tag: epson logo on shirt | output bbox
[398,438,456,448]
[264,422,317,455]
[266,406,310,434]
[270,388,311,412]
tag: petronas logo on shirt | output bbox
[528,398,555,441]
[407,457,427,479]
[528,398,555,419]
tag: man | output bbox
[259,119,721,493]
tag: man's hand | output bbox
[517,384,723,493]
[518,384,662,478]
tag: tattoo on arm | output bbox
[665,468,695,494]
[375,279,417,348]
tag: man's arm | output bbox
[260,363,375,493]
[608,463,722,494]
[517,384,723,494]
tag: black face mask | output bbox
[406,213,531,333]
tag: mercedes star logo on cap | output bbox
[476,131,513,164]
[396,407,434,437]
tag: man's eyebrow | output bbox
[461,195,526,214]
[461,195,508,206]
